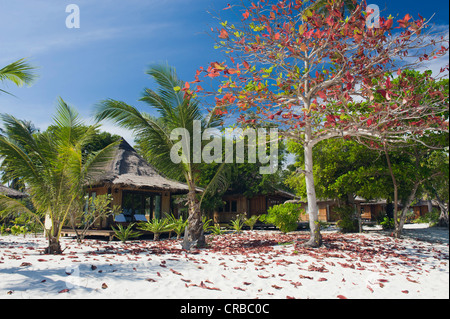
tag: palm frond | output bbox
[0,194,43,227]
[0,58,37,95]
[199,162,232,207]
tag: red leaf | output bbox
[385,19,394,29]
[402,290,409,294]
[271,285,283,290]
[243,11,250,20]
[58,289,70,294]
[170,268,183,276]
[337,295,347,299]
[219,29,229,39]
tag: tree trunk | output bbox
[438,205,449,228]
[393,181,420,238]
[182,188,206,250]
[45,236,62,255]
[302,137,322,248]
[433,190,449,228]
[44,217,63,255]
[384,145,402,238]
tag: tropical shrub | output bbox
[229,214,245,233]
[138,218,172,241]
[380,216,395,230]
[335,206,359,233]
[244,215,260,231]
[165,213,188,239]
[261,202,303,233]
[111,223,142,243]
[210,224,226,235]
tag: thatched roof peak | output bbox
[90,138,190,194]
[0,185,28,198]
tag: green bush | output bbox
[261,202,303,233]
[413,208,440,226]
[380,216,395,230]
[335,206,359,233]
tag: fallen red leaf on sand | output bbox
[234,286,246,291]
[286,296,296,299]
[146,278,157,282]
[406,277,419,283]
[20,262,32,267]
[58,289,70,293]
[170,268,182,276]
[318,277,328,282]
[101,283,108,289]
[272,285,283,290]
[402,290,409,294]
[337,295,347,299]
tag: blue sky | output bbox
[0,0,448,144]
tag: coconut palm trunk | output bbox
[182,182,206,249]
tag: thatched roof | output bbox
[0,185,28,198]
[89,139,191,194]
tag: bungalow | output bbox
[0,184,28,199]
[87,138,191,229]
[212,189,296,224]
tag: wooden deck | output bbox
[61,229,116,241]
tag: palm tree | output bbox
[0,58,37,95]
[95,64,229,249]
[0,98,118,254]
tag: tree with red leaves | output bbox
[187,0,449,247]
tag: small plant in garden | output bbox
[202,216,214,233]
[111,223,142,243]
[229,214,245,233]
[210,224,226,235]
[244,215,260,231]
[165,213,188,239]
[138,218,173,241]
[261,203,303,234]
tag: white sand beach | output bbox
[0,224,448,299]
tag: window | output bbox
[231,200,237,213]
[122,191,162,221]
[224,200,238,213]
